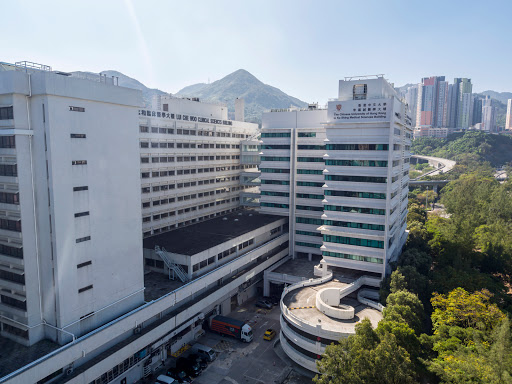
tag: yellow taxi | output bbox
[263,329,276,341]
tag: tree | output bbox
[314,319,417,384]
[384,289,424,334]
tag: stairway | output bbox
[154,245,189,283]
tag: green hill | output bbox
[412,131,512,166]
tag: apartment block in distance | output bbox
[260,75,411,277]
[138,96,259,237]
[0,62,144,346]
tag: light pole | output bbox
[425,186,428,210]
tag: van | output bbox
[190,343,216,362]
[155,375,176,384]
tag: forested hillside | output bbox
[412,131,512,166]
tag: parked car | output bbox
[167,369,192,384]
[255,299,272,309]
[188,353,207,370]
[263,329,276,341]
[263,295,280,306]
[155,374,177,384]
[177,357,201,377]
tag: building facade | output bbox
[260,76,410,277]
[138,96,258,238]
[506,99,512,130]
[0,63,145,346]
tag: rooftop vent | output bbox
[234,219,239,222]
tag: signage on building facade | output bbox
[327,99,391,123]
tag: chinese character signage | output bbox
[327,99,390,123]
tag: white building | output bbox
[0,62,145,346]
[506,99,512,130]
[481,96,496,132]
[259,76,410,277]
[138,96,259,237]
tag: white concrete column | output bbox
[263,278,270,297]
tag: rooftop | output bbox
[142,210,284,255]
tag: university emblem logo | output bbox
[336,104,342,111]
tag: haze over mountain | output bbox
[176,69,308,123]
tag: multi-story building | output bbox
[417,76,446,128]
[506,99,512,130]
[138,96,258,238]
[482,96,497,132]
[0,62,145,346]
[404,84,418,127]
[260,76,410,277]
[456,78,473,128]
[473,97,483,126]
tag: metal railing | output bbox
[154,246,189,282]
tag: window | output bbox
[140,142,149,148]
[70,134,86,138]
[322,251,383,264]
[261,202,289,209]
[0,218,21,232]
[74,211,89,218]
[0,192,19,205]
[261,144,290,150]
[297,169,323,175]
[323,234,384,248]
[0,269,25,284]
[296,193,323,199]
[72,160,87,165]
[0,244,23,259]
[296,181,323,187]
[260,168,290,173]
[296,205,323,211]
[1,295,26,310]
[326,144,388,151]
[297,145,325,150]
[0,136,15,148]
[325,175,387,183]
[323,219,385,231]
[298,132,316,137]
[0,164,17,177]
[261,132,291,138]
[325,159,388,167]
[261,191,289,197]
[295,217,322,225]
[295,241,321,248]
[139,126,149,133]
[324,205,385,215]
[77,260,92,268]
[69,106,85,112]
[78,285,93,293]
[73,186,88,192]
[163,104,168,112]
[0,106,14,120]
[297,157,324,163]
[76,236,91,243]
[140,157,149,164]
[296,230,322,237]
[353,84,367,100]
[260,179,290,185]
[324,190,386,199]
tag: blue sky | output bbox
[3,0,511,103]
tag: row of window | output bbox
[322,220,385,231]
[0,269,25,285]
[143,197,239,223]
[325,159,388,167]
[261,145,290,150]
[261,156,290,162]
[261,202,289,209]
[295,230,322,237]
[295,241,322,249]
[0,294,26,310]
[261,191,289,197]
[0,243,23,259]
[322,251,383,264]
[0,136,15,148]
[260,168,290,173]
[141,156,244,164]
[326,144,388,151]
[140,125,247,138]
[296,205,323,212]
[141,141,240,150]
[296,217,323,225]
[296,181,324,187]
[261,132,290,138]
[324,190,386,199]
[323,205,385,215]
[297,169,323,175]
[0,218,21,232]
[296,193,323,199]
[261,179,290,185]
[0,192,19,205]
[323,234,384,249]
[297,145,324,150]
[297,157,324,163]
[192,238,255,272]
[298,132,316,137]
[325,175,387,183]
[0,164,17,177]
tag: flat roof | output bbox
[143,210,284,256]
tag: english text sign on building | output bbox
[327,98,391,123]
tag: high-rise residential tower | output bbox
[259,75,410,277]
[506,99,512,130]
[482,95,497,132]
[0,63,145,346]
[417,76,446,128]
